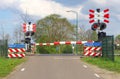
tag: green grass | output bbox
[82,56,120,73]
[115,50,120,54]
[0,57,26,77]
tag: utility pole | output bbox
[67,10,79,55]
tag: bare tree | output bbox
[13,26,24,43]
[0,24,11,43]
[12,9,34,43]
[78,25,87,40]
[78,25,97,41]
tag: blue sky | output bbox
[0,0,120,40]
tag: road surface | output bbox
[8,56,103,79]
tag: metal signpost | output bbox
[67,10,79,55]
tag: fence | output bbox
[0,40,8,57]
[102,36,114,61]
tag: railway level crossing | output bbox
[6,8,114,61]
[7,41,102,58]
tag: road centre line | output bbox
[83,65,87,68]
[94,73,100,78]
[21,68,25,71]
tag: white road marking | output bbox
[94,73,100,78]
[21,68,25,71]
[83,65,87,68]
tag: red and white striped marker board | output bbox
[8,54,25,58]
[8,48,25,58]
[84,51,102,57]
[8,48,25,53]
[84,47,102,51]
[83,46,102,57]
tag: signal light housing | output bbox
[91,23,99,31]
[25,31,34,36]
[98,32,106,41]
[100,23,106,30]
[91,22,107,31]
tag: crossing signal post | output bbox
[89,8,109,41]
[22,22,36,52]
[89,8,114,61]
[25,37,31,52]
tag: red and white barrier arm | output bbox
[35,41,94,46]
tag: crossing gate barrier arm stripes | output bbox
[34,41,103,57]
[35,41,92,46]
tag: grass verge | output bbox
[0,57,26,77]
[81,56,120,73]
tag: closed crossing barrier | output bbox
[35,41,102,56]
[7,41,102,57]
[35,41,94,46]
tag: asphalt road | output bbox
[8,56,103,79]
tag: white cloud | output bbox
[18,0,87,20]
[0,0,120,22]
[0,0,18,9]
[0,0,120,21]
[0,0,86,20]
[92,0,107,5]
[0,0,120,36]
